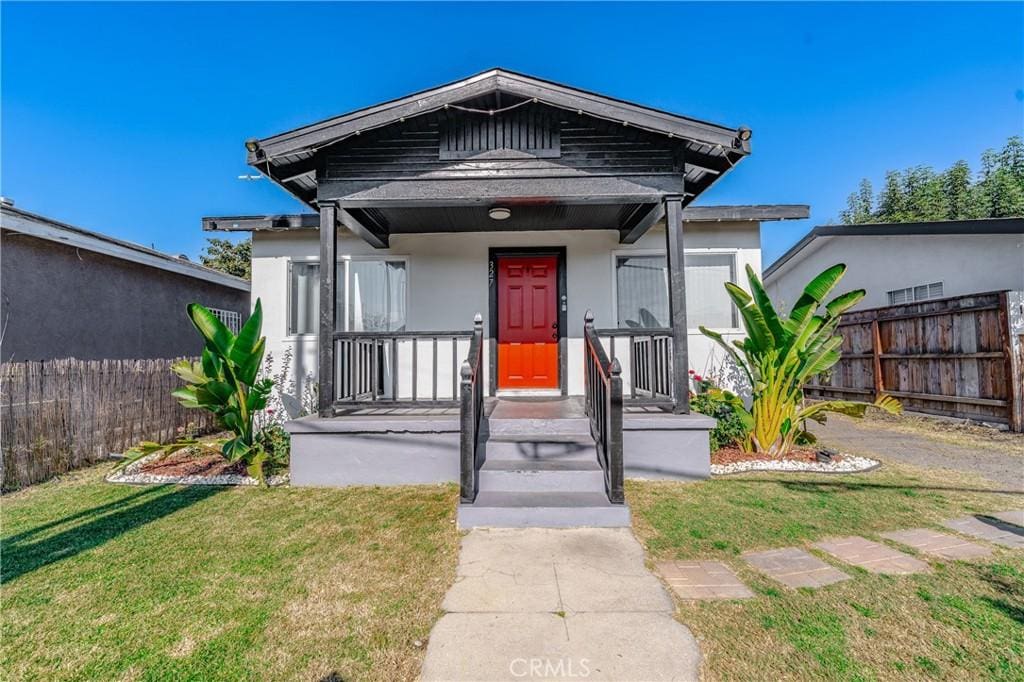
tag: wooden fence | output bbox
[805,291,1024,431]
[0,358,216,491]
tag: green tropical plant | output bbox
[119,300,276,482]
[700,264,900,457]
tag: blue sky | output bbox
[2,2,1021,265]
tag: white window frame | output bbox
[887,281,944,306]
[207,307,241,334]
[610,248,742,333]
[286,255,410,338]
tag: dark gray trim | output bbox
[338,208,388,248]
[620,203,665,244]
[487,246,568,397]
[763,217,1024,280]
[202,214,319,232]
[664,197,690,414]
[680,204,810,222]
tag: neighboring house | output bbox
[204,68,806,526]
[1,203,250,361]
[764,218,1024,311]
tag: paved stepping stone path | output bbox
[742,547,851,588]
[881,528,992,560]
[944,516,1024,549]
[655,560,754,600]
[991,510,1024,527]
[813,536,930,575]
[421,528,701,681]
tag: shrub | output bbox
[691,387,752,451]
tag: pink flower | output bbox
[267,409,275,414]
[693,374,703,382]
[688,369,695,375]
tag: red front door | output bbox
[497,255,559,390]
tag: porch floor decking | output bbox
[329,396,676,420]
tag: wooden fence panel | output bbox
[0,358,216,491]
[806,291,1023,431]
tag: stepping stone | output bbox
[880,528,992,560]
[991,510,1024,528]
[813,536,929,575]
[742,547,851,589]
[655,560,754,600]
[944,516,1024,549]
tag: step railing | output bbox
[459,314,485,503]
[595,328,673,406]
[583,311,625,504]
[333,329,475,407]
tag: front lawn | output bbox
[2,467,459,681]
[630,464,1024,681]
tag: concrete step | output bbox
[478,460,606,493]
[458,491,631,529]
[487,416,591,438]
[482,437,596,463]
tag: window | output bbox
[615,253,737,329]
[288,259,407,335]
[208,307,241,333]
[887,281,943,306]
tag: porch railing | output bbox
[459,314,485,502]
[583,311,625,504]
[333,329,474,406]
[596,328,674,406]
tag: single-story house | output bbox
[764,218,1024,310]
[204,68,807,527]
[1,202,250,361]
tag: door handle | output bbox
[551,331,558,340]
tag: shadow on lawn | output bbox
[733,478,1024,497]
[1,485,221,584]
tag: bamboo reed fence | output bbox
[0,358,216,491]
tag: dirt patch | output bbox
[711,444,838,465]
[138,450,245,478]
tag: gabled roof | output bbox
[245,68,752,208]
[763,217,1024,280]
[2,204,251,291]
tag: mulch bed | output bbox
[711,445,843,465]
[138,450,246,477]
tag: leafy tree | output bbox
[200,237,252,280]
[840,136,1024,224]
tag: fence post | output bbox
[998,292,1023,432]
[607,357,624,504]
[871,318,884,401]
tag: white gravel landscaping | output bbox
[106,454,289,487]
[711,455,880,476]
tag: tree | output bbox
[840,136,1024,224]
[200,237,252,280]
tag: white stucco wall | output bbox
[252,220,761,410]
[764,233,1024,312]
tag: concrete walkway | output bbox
[420,528,701,681]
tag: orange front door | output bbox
[497,255,559,390]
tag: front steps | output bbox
[457,407,631,529]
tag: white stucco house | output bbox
[764,218,1024,311]
[204,69,807,527]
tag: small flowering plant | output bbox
[689,369,713,394]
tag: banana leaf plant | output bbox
[119,300,275,482]
[700,264,900,457]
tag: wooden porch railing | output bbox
[584,311,625,504]
[459,314,485,502]
[596,328,674,406]
[333,329,474,406]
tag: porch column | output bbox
[664,196,690,414]
[318,201,338,417]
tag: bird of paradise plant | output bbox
[700,264,900,457]
[119,299,276,482]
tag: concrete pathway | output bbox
[881,528,992,560]
[743,547,851,589]
[943,515,1024,548]
[420,528,701,682]
[814,536,930,575]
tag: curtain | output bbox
[684,254,735,329]
[289,263,319,335]
[347,260,407,332]
[616,253,736,329]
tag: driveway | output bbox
[810,414,1024,492]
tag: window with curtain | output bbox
[288,259,407,335]
[615,253,737,329]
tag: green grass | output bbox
[629,464,1024,681]
[2,466,460,681]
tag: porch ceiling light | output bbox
[488,207,512,221]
